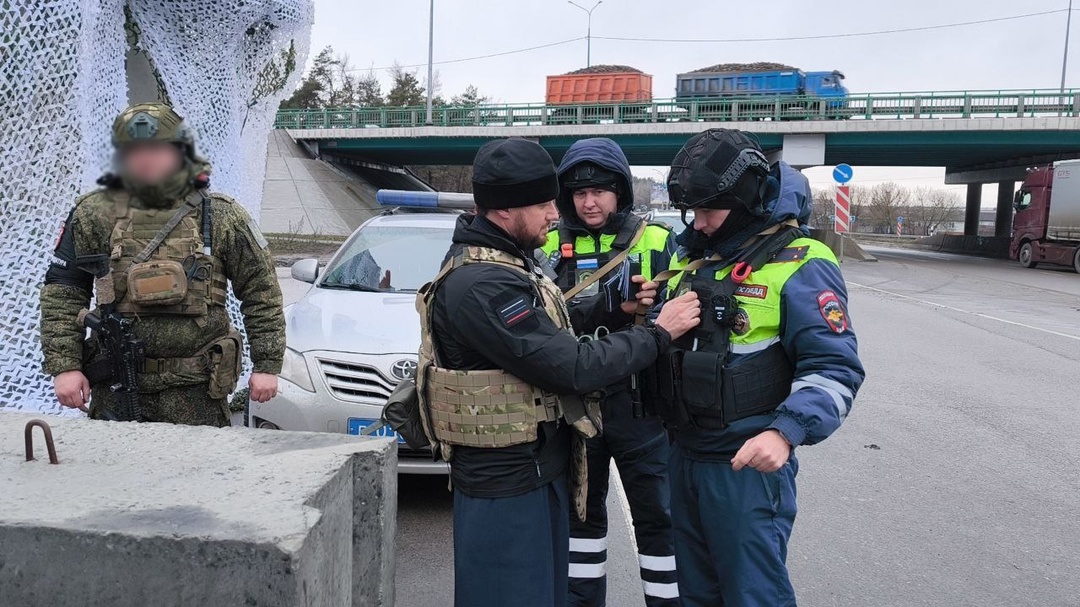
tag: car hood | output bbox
[286,287,420,355]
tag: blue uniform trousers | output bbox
[454,475,570,607]
[669,443,799,607]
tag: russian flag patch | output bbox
[498,295,534,327]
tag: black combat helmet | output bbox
[667,129,771,214]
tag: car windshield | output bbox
[319,224,454,293]
[651,212,684,231]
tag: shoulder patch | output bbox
[491,288,538,333]
[773,245,809,263]
[817,290,849,334]
[247,218,269,249]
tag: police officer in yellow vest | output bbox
[422,138,701,607]
[648,129,865,606]
[40,102,285,425]
[540,138,680,607]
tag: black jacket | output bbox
[431,214,671,498]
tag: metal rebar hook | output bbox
[24,419,59,465]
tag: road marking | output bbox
[850,281,1080,341]
[610,464,639,555]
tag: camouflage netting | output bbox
[565,64,644,75]
[690,62,799,73]
[0,0,312,413]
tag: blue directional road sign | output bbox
[897,216,904,223]
[833,164,854,184]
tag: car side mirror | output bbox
[291,258,319,284]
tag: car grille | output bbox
[317,359,395,402]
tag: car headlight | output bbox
[279,347,315,392]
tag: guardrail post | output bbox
[650,103,658,123]
[541,106,549,126]
[1072,92,1080,117]
[774,98,781,121]
[1016,96,1025,118]
[506,107,513,127]
[612,104,620,124]
[690,100,699,122]
[380,109,387,127]
[322,109,329,129]
[913,97,922,119]
[731,102,739,122]
[576,105,583,125]
[962,94,972,118]
[865,98,872,120]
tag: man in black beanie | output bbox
[418,137,701,607]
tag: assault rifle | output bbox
[77,255,145,422]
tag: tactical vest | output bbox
[416,246,601,456]
[542,217,670,294]
[107,191,227,326]
[645,228,835,430]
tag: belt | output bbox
[142,355,209,374]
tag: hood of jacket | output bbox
[676,160,813,259]
[555,138,636,235]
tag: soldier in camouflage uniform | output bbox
[39,102,285,426]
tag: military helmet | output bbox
[667,129,771,213]
[111,102,196,155]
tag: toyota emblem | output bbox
[390,359,417,382]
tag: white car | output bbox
[250,210,457,474]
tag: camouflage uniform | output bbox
[39,103,284,426]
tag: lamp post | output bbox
[425,0,435,125]
[567,0,603,67]
[1063,0,1074,93]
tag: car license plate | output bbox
[347,418,405,444]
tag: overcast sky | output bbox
[310,0,1078,203]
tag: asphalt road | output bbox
[281,249,1080,606]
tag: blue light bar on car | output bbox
[376,190,475,210]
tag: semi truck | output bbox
[545,71,653,104]
[1011,160,1080,273]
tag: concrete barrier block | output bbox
[0,413,397,607]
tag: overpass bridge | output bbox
[276,89,1080,237]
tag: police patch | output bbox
[817,290,849,334]
[734,284,768,299]
[732,308,751,336]
[247,219,269,249]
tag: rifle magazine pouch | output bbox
[127,261,187,306]
[721,343,795,423]
[382,380,431,450]
[680,350,724,422]
[206,331,243,399]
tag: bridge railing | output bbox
[274,89,1080,130]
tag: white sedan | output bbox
[250,210,457,474]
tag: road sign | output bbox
[834,186,851,234]
[833,164,854,184]
[897,216,904,223]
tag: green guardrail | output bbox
[274,89,1080,130]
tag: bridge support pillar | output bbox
[995,181,1015,237]
[964,183,982,236]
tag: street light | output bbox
[1062,0,1074,93]
[567,0,603,67]
[425,0,435,125]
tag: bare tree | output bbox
[864,182,911,234]
[810,188,834,230]
[907,187,963,236]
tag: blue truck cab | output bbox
[674,69,848,109]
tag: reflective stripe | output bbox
[642,581,680,599]
[638,554,676,572]
[569,536,607,553]
[730,336,780,354]
[791,373,853,419]
[568,562,606,579]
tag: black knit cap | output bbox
[472,138,560,209]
